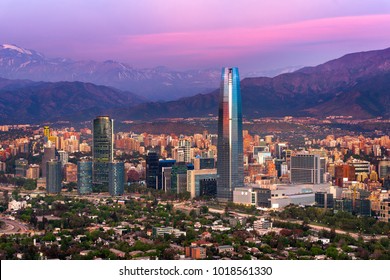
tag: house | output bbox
[217,245,234,253]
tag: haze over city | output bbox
[1,0,390,72]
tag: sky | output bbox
[1,0,390,73]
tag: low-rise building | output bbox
[185,246,206,259]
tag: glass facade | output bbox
[77,160,93,195]
[92,116,113,192]
[109,161,124,196]
[46,160,62,194]
[290,154,325,184]
[217,67,244,202]
[146,151,159,189]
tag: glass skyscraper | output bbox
[217,67,244,202]
[46,159,62,194]
[77,160,93,195]
[92,116,113,192]
[109,161,125,196]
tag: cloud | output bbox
[117,14,390,66]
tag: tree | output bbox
[325,246,338,259]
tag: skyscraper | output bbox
[77,159,93,195]
[217,67,243,202]
[92,116,113,192]
[109,161,125,196]
[46,159,62,194]
[42,146,57,178]
[146,151,159,189]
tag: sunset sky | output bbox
[1,0,390,72]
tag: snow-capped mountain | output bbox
[0,44,220,100]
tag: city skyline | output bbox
[1,1,390,72]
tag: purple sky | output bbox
[1,0,390,72]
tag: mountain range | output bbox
[0,44,220,101]
[106,47,390,120]
[0,45,390,123]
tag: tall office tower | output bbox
[146,151,159,189]
[46,160,62,194]
[217,67,243,202]
[77,160,93,195]
[43,126,50,143]
[178,138,191,163]
[92,116,114,192]
[15,158,28,177]
[290,154,325,184]
[378,160,390,180]
[58,150,69,167]
[42,146,57,178]
[109,161,124,196]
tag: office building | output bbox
[217,67,243,202]
[64,163,77,183]
[109,161,124,196]
[193,157,215,170]
[92,116,114,191]
[15,158,28,177]
[157,159,176,190]
[171,162,190,194]
[334,163,355,187]
[146,151,159,189]
[349,159,370,175]
[26,164,40,179]
[379,161,390,180]
[42,146,57,178]
[290,154,325,184]
[178,138,191,163]
[379,199,390,223]
[58,150,69,167]
[187,169,217,198]
[315,192,334,209]
[46,160,62,194]
[77,160,93,195]
[43,126,50,143]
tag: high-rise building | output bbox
[15,158,28,177]
[46,160,62,194]
[178,138,191,163]
[58,150,69,167]
[146,151,159,189]
[26,164,40,179]
[42,146,57,178]
[77,160,93,195]
[64,163,77,183]
[43,126,50,143]
[290,154,325,184]
[92,116,114,192]
[157,159,176,190]
[216,67,243,202]
[334,163,355,187]
[109,161,124,196]
[379,160,390,180]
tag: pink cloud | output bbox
[118,14,390,65]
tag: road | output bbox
[273,218,387,240]
[0,216,29,235]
